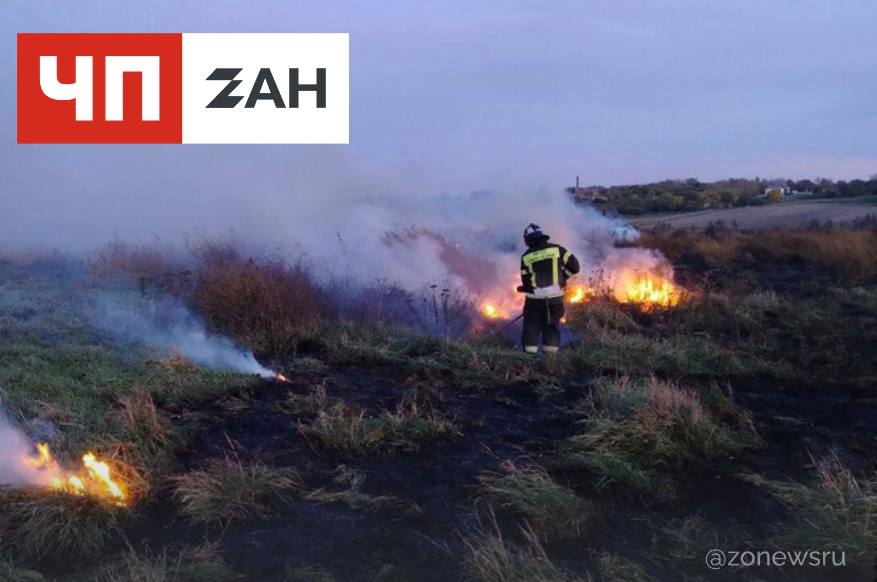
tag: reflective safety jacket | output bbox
[520,241,580,299]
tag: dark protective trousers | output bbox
[522,296,565,353]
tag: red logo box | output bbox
[17,33,183,143]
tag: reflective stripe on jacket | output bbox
[520,241,580,298]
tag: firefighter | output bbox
[517,223,580,353]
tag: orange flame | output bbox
[482,303,500,318]
[275,372,291,383]
[566,285,598,304]
[22,444,127,505]
[618,273,680,309]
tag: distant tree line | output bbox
[568,176,877,215]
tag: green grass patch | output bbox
[741,454,877,559]
[560,377,761,496]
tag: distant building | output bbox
[567,176,607,204]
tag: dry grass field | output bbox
[1,223,875,581]
[629,197,877,230]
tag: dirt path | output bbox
[629,197,877,230]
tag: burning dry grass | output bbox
[0,486,124,559]
[192,246,325,357]
[171,456,301,525]
[478,463,594,540]
[561,377,760,496]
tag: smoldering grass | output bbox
[171,457,301,526]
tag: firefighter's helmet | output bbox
[523,223,549,246]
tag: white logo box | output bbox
[182,33,349,144]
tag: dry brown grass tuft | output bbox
[191,245,325,356]
[465,521,586,582]
[759,227,877,281]
[743,453,877,558]
[171,456,300,525]
[93,542,232,582]
[115,389,175,453]
[298,400,459,456]
[563,376,760,496]
[0,487,124,559]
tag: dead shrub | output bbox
[192,246,325,356]
[89,241,175,286]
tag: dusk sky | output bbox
[2,1,876,248]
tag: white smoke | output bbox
[0,416,42,486]
[313,185,651,298]
[85,292,274,378]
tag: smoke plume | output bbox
[86,292,274,378]
[0,417,43,486]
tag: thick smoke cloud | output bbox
[4,149,642,301]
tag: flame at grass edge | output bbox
[22,443,128,505]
